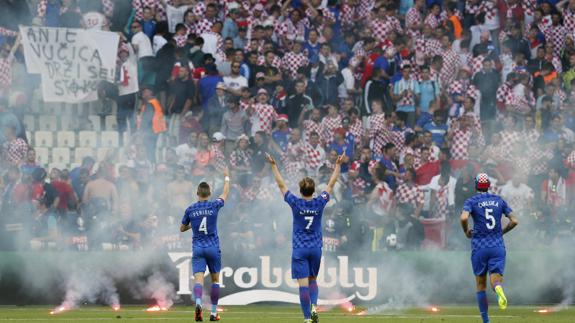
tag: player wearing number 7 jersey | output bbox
[266,152,344,323]
[180,168,230,322]
[460,173,519,323]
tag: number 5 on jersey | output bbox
[199,217,208,234]
[485,208,495,230]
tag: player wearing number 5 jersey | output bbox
[266,152,344,323]
[180,168,230,322]
[460,173,519,323]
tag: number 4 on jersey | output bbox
[199,217,208,234]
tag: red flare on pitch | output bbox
[146,305,168,312]
[430,306,440,312]
[536,308,550,314]
[217,307,225,313]
[112,305,121,311]
[49,306,68,315]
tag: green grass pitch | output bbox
[0,305,573,322]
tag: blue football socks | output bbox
[476,291,489,323]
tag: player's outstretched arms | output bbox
[326,153,345,195]
[503,213,518,235]
[265,153,288,195]
[180,224,191,232]
[460,211,473,239]
[219,167,231,201]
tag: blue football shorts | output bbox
[291,247,322,279]
[192,246,221,274]
[471,247,506,276]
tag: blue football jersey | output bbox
[463,193,513,251]
[284,190,330,249]
[181,198,225,248]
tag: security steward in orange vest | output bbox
[136,86,167,162]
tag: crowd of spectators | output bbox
[1,0,575,253]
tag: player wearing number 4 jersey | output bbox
[266,152,345,323]
[180,169,231,322]
[460,173,519,323]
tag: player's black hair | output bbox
[299,177,315,197]
[197,182,211,198]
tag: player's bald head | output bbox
[197,182,211,198]
[299,177,315,197]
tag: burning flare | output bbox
[49,306,69,315]
[146,305,168,312]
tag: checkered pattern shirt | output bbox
[523,129,540,147]
[258,55,282,70]
[282,52,309,79]
[547,54,563,74]
[424,14,441,29]
[469,55,486,76]
[174,35,187,48]
[564,8,575,31]
[277,18,308,42]
[0,55,14,89]
[302,119,322,141]
[498,130,521,155]
[304,143,325,175]
[211,146,227,172]
[195,18,215,35]
[415,36,442,58]
[370,18,399,42]
[465,1,481,15]
[406,7,422,38]
[450,128,472,160]
[396,182,424,208]
[357,0,374,18]
[349,120,364,145]
[395,78,418,107]
[133,0,167,21]
[448,80,479,101]
[545,25,567,58]
[440,48,460,88]
[432,184,449,218]
[2,138,28,166]
[401,146,422,169]
[282,141,307,180]
[340,3,356,29]
[0,27,17,38]
[320,115,342,144]
[479,1,498,27]
[368,113,386,139]
[230,148,252,169]
[496,82,513,107]
[250,103,277,136]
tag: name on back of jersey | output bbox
[477,200,499,208]
[299,209,318,216]
[191,209,214,217]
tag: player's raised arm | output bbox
[265,153,288,195]
[502,213,518,235]
[326,153,345,195]
[460,210,473,238]
[219,167,231,201]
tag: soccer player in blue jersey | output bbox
[180,169,230,322]
[460,173,519,323]
[266,152,344,323]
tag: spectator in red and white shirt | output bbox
[320,104,342,145]
[304,131,325,177]
[282,41,309,80]
[2,124,28,167]
[248,88,277,136]
[395,169,424,217]
[0,35,20,98]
